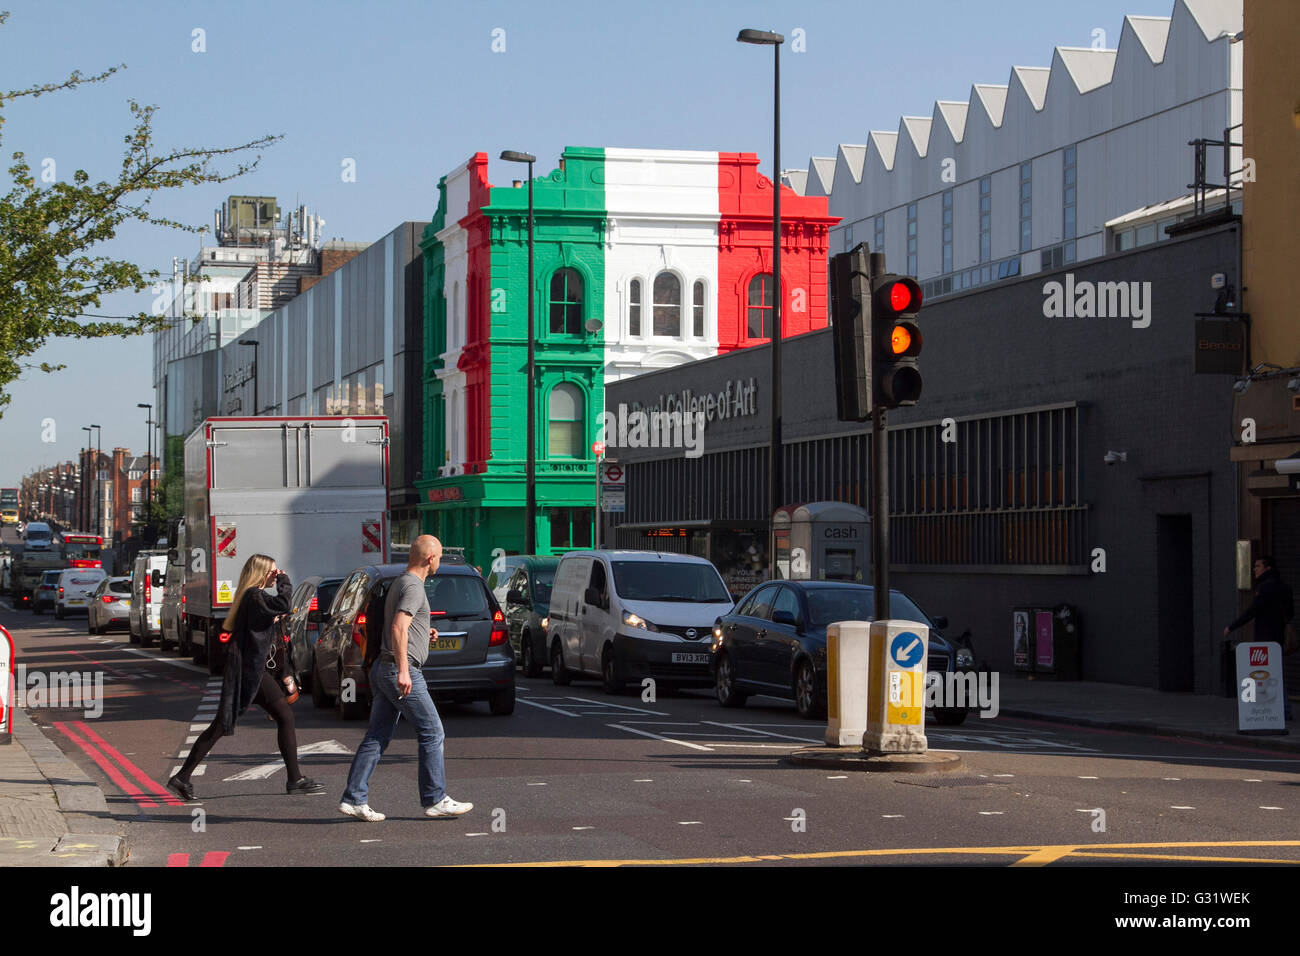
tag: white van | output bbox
[24,521,54,551]
[55,567,107,618]
[547,550,735,694]
[130,551,169,646]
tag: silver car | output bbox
[89,576,133,634]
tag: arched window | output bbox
[450,280,461,351]
[653,272,681,336]
[549,268,583,335]
[692,280,705,337]
[628,278,642,336]
[548,383,583,458]
[747,273,774,339]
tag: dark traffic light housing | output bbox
[830,244,873,421]
[871,274,923,408]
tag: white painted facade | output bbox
[795,0,1243,298]
[601,148,722,384]
[436,161,473,476]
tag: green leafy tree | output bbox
[0,10,280,416]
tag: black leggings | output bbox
[177,670,301,782]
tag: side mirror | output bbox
[772,609,799,628]
[168,549,179,563]
[506,588,526,606]
[932,615,949,630]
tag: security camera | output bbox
[1104,450,1127,466]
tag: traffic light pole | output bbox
[869,250,890,620]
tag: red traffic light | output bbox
[877,277,922,315]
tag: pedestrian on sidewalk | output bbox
[339,534,472,822]
[1225,555,1294,720]
[167,554,325,799]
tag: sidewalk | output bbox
[0,709,126,866]
[996,676,1300,755]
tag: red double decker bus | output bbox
[61,533,103,569]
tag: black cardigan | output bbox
[218,572,292,733]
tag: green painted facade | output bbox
[416,148,608,569]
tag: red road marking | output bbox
[74,720,183,806]
[54,721,159,809]
[200,851,229,867]
[167,853,189,867]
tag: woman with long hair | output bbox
[168,553,324,799]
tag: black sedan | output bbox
[502,556,559,677]
[709,581,975,724]
[311,563,515,718]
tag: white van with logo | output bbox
[547,550,735,694]
[56,567,107,619]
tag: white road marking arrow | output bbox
[223,739,352,781]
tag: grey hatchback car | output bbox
[311,563,515,719]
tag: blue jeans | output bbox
[342,660,446,808]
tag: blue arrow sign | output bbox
[890,632,925,669]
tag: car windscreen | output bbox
[424,575,490,619]
[611,561,731,603]
[531,569,556,604]
[806,588,933,628]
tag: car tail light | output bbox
[144,577,151,603]
[219,631,231,643]
[309,596,318,611]
[58,586,64,596]
[101,595,114,604]
[352,613,367,647]
[492,608,505,623]
[182,593,186,605]
[490,621,509,646]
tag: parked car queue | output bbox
[29,546,983,727]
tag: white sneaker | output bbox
[339,801,385,822]
[424,796,473,817]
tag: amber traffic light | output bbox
[872,274,923,408]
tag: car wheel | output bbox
[179,623,191,657]
[311,658,331,709]
[715,653,748,708]
[550,641,571,686]
[601,646,624,695]
[141,625,155,648]
[935,706,968,726]
[192,624,207,665]
[129,620,140,645]
[489,684,516,716]
[794,660,825,720]
[87,615,95,635]
[55,605,64,620]
[520,634,544,679]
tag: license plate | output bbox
[68,599,85,605]
[672,652,710,664]
[429,636,464,652]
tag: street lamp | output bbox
[138,402,153,537]
[90,424,102,538]
[81,426,92,532]
[238,338,259,415]
[737,26,785,577]
[500,149,538,554]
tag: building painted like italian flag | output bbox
[417,147,838,567]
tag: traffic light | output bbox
[871,273,923,408]
[830,244,873,421]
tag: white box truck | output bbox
[177,416,391,674]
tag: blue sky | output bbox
[0,0,1172,487]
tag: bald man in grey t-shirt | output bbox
[339,535,473,821]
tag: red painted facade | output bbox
[716,152,838,354]
[459,153,493,474]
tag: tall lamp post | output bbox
[81,426,93,532]
[737,27,785,577]
[138,403,153,538]
[238,338,259,415]
[500,150,537,554]
[90,424,102,538]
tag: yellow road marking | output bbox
[466,840,1300,868]
[1070,851,1300,864]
